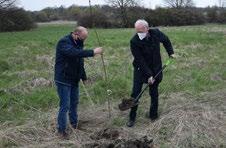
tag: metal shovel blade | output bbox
[118,98,137,111]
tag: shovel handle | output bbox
[134,59,172,103]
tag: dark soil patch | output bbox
[86,128,153,148]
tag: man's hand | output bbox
[94,47,103,55]
[169,54,176,59]
[148,76,155,85]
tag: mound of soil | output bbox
[86,128,153,148]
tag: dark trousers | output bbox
[129,69,160,121]
[56,82,79,132]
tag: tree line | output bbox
[31,5,226,27]
[0,0,226,32]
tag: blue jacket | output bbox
[54,33,94,86]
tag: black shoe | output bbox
[150,115,159,122]
[57,131,69,140]
[145,112,159,122]
[127,120,135,127]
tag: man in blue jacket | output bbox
[54,26,103,139]
[127,19,175,127]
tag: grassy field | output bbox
[0,24,226,147]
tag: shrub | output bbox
[0,8,36,32]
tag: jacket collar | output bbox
[69,32,84,47]
[69,32,77,46]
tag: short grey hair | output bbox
[74,26,87,34]
[135,19,149,29]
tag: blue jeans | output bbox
[56,82,79,132]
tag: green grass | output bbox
[0,24,226,126]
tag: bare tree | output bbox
[105,0,141,27]
[164,0,194,8]
[219,0,222,7]
[219,0,226,7]
[0,0,16,10]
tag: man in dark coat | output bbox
[127,19,175,127]
[54,26,103,138]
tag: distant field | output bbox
[0,24,226,147]
[37,21,77,26]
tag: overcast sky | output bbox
[18,0,219,11]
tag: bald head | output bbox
[134,19,149,33]
[73,26,88,40]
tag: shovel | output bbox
[118,59,173,111]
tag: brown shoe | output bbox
[57,131,69,140]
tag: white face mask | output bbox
[137,32,147,40]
